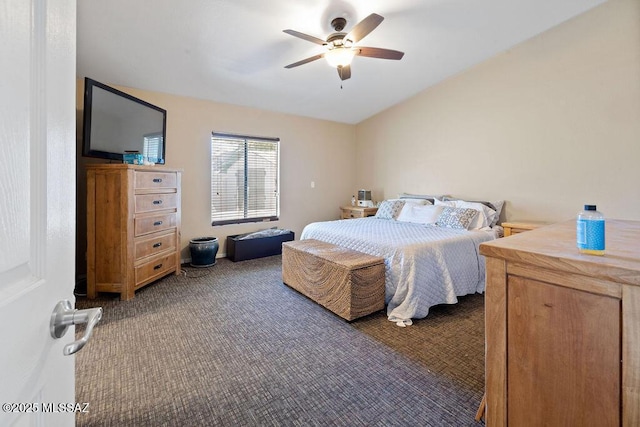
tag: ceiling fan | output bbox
[283,13,404,81]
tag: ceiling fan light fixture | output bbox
[283,13,404,81]
[324,47,356,68]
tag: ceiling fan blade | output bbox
[283,29,327,45]
[284,53,324,69]
[356,47,404,60]
[337,65,351,81]
[344,13,384,44]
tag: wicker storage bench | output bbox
[282,239,385,321]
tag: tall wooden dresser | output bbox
[86,164,182,300]
[479,220,640,426]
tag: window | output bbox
[143,132,163,163]
[211,132,279,225]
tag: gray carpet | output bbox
[75,255,486,426]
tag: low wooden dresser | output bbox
[480,219,640,426]
[86,164,182,300]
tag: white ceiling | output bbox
[77,0,605,124]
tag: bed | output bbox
[300,197,502,325]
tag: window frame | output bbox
[210,132,280,226]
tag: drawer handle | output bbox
[152,178,163,183]
[153,221,163,226]
[153,242,162,248]
[153,200,163,205]
[153,263,163,270]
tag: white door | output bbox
[0,1,78,426]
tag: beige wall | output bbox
[356,0,640,222]
[76,0,639,274]
[76,80,357,270]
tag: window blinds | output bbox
[211,133,279,225]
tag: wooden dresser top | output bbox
[85,163,183,173]
[480,219,640,287]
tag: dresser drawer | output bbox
[340,206,378,219]
[134,232,177,260]
[134,171,177,190]
[134,253,177,287]
[134,193,178,213]
[342,210,361,219]
[134,212,177,236]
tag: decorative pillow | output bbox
[397,204,444,224]
[375,199,406,220]
[442,197,505,225]
[436,198,498,229]
[455,201,497,230]
[436,207,478,230]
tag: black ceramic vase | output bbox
[189,237,219,267]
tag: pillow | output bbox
[398,193,447,205]
[375,199,406,220]
[436,198,498,229]
[436,207,478,230]
[455,201,497,230]
[442,196,497,211]
[434,199,457,208]
[386,198,431,205]
[397,204,444,225]
[490,200,505,226]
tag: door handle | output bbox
[50,300,102,356]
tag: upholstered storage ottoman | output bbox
[282,239,385,321]
[226,230,294,262]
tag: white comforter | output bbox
[300,217,497,324]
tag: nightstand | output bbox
[502,220,549,237]
[340,206,378,219]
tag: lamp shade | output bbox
[324,47,356,68]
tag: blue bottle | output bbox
[576,205,605,255]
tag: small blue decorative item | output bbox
[123,151,144,165]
